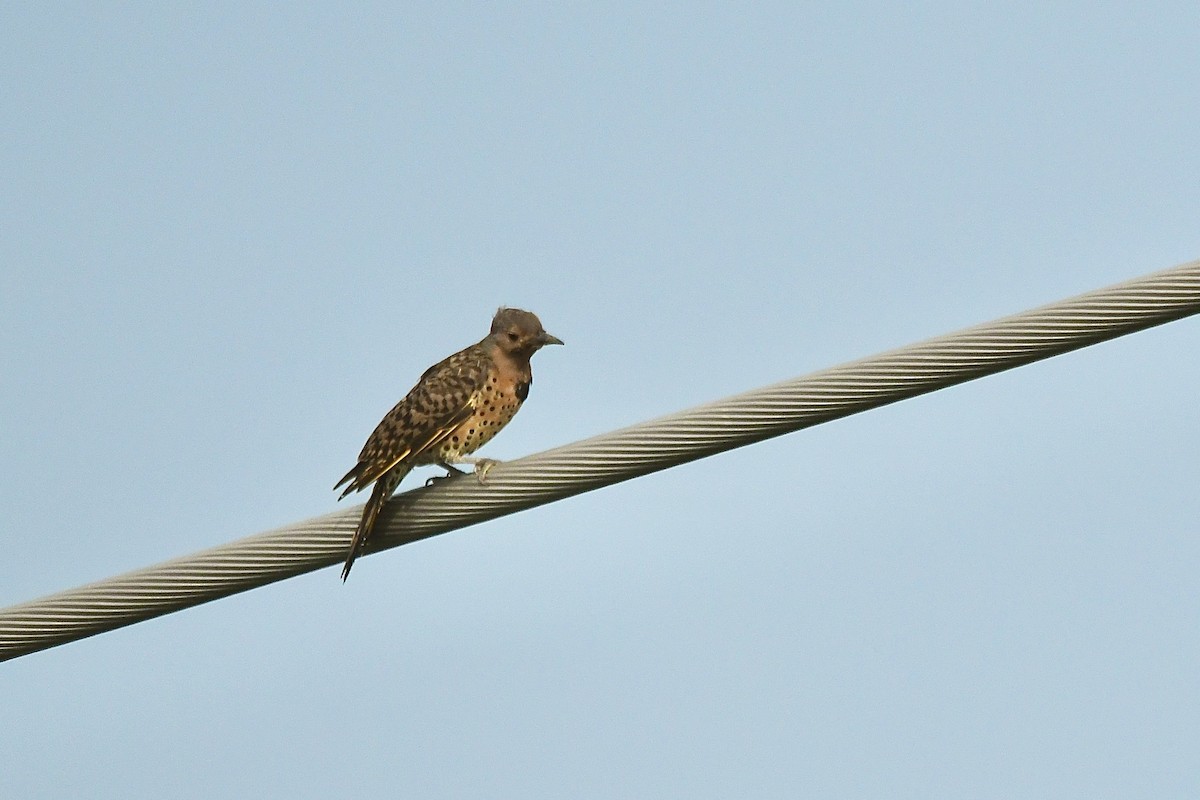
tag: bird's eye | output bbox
[507,331,519,341]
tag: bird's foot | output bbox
[427,462,468,487]
[429,458,500,485]
[472,458,501,484]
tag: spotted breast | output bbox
[427,367,530,463]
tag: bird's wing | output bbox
[334,345,490,497]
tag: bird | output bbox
[334,307,563,580]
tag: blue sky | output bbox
[3,3,1199,797]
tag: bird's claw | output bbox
[424,470,460,488]
[473,458,500,484]
[426,459,499,486]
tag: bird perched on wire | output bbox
[334,307,563,581]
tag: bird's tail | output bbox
[341,465,410,581]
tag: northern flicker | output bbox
[334,308,563,580]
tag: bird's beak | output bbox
[540,331,565,346]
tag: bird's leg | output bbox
[457,456,502,484]
[429,457,502,484]
[425,460,468,487]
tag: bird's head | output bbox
[489,307,564,356]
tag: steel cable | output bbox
[3,259,1198,661]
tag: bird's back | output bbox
[335,342,493,497]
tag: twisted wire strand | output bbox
[3,260,1198,661]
